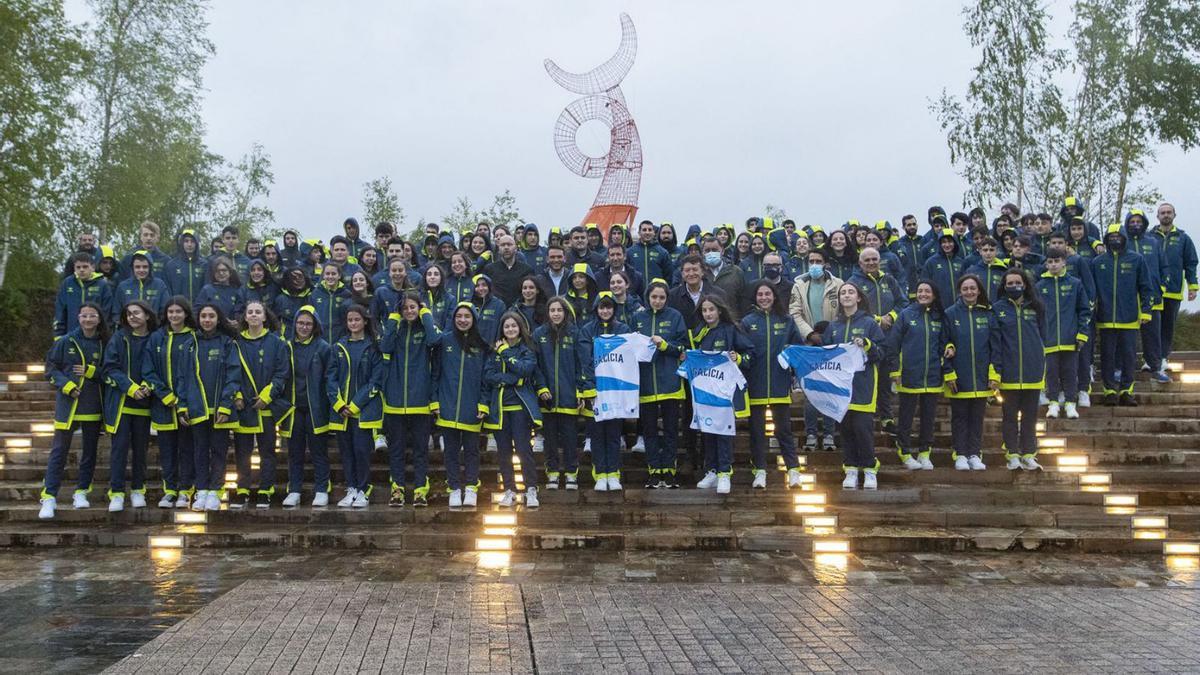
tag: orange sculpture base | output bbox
[582,205,638,240]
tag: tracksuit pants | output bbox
[191,420,230,491]
[1077,326,1095,394]
[702,432,733,475]
[286,408,330,495]
[1162,297,1182,359]
[542,412,579,477]
[157,428,194,496]
[336,419,372,494]
[494,409,538,491]
[385,413,431,496]
[642,400,680,475]
[838,410,875,470]
[590,418,623,477]
[949,398,986,459]
[748,403,799,470]
[41,422,101,498]
[1140,310,1163,371]
[109,415,150,496]
[1100,328,1137,395]
[1045,351,1080,403]
[896,393,937,457]
[1001,389,1039,457]
[235,425,277,497]
[442,427,480,491]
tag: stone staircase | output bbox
[1,354,1198,566]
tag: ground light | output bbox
[1165,556,1199,571]
[7,374,27,384]
[1078,473,1111,492]
[30,423,55,435]
[25,364,45,374]
[148,535,183,548]
[1181,373,1200,384]
[1056,454,1088,472]
[4,437,31,450]
[174,512,207,525]
[1163,542,1200,556]
[1132,516,1168,530]
[813,539,849,554]
[1104,494,1138,507]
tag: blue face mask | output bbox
[808,263,824,278]
[703,252,722,267]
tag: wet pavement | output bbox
[0,549,1196,672]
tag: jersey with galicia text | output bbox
[777,344,866,422]
[592,332,656,421]
[678,350,747,436]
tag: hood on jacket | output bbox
[767,227,790,252]
[282,230,301,250]
[683,224,702,243]
[566,263,598,297]
[928,206,947,227]
[1103,223,1126,250]
[98,245,119,278]
[1059,195,1085,222]
[292,304,323,341]
[937,228,960,256]
[175,229,201,262]
[127,250,157,280]
[1123,209,1150,237]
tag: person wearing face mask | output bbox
[746,252,793,310]
[1089,225,1154,406]
[788,249,842,452]
[1036,251,1090,419]
[1124,210,1169,383]
[700,235,746,319]
[993,269,1047,470]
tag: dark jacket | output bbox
[740,308,804,404]
[47,328,105,430]
[630,305,687,402]
[992,297,1046,390]
[943,299,999,399]
[823,309,886,413]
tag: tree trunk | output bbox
[1114,107,1136,224]
[0,209,10,290]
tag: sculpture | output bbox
[545,12,643,238]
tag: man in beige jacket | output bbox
[787,248,842,452]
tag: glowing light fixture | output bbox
[483,513,517,526]
[1165,556,1199,571]
[173,512,207,524]
[813,539,849,554]
[1056,454,1088,472]
[1132,516,1168,529]
[477,551,511,569]
[1134,530,1166,540]
[475,537,511,551]
[7,374,27,383]
[30,423,55,434]
[483,527,516,537]
[792,493,826,506]
[148,535,183,548]
[803,515,838,529]
[26,364,45,374]
[1163,542,1200,556]
[4,437,31,449]
[1104,494,1138,507]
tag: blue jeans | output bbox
[286,408,329,494]
[41,422,101,498]
[804,402,832,436]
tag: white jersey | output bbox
[678,350,747,436]
[592,332,656,421]
[777,344,866,422]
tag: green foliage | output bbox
[763,204,788,222]
[442,196,478,237]
[362,177,405,229]
[478,189,521,231]
[0,287,54,362]
[1172,311,1200,351]
[211,142,275,242]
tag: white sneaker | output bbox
[787,468,803,488]
[1078,391,1091,408]
[842,469,859,490]
[968,456,987,470]
[526,486,540,508]
[352,492,369,508]
[696,471,718,489]
[545,473,559,490]
[583,438,592,454]
[448,489,463,508]
[486,436,497,452]
[1038,391,1049,406]
[282,492,301,508]
[174,493,189,509]
[1020,456,1042,471]
[108,494,124,512]
[337,489,357,508]
[72,493,90,509]
[206,492,222,511]
[594,476,609,492]
[1046,402,1060,418]
[38,498,55,520]
[902,456,923,470]
[716,474,731,494]
[803,435,817,452]
[565,474,578,490]
[822,434,836,450]
[311,492,329,507]
[256,494,270,510]
[130,492,146,508]
[532,436,544,453]
[1065,402,1079,419]
[954,456,970,471]
[1006,456,1022,470]
[862,471,878,490]
[918,455,934,470]
[374,435,388,451]
[191,491,207,512]
[463,488,477,507]
[499,490,516,507]
[157,494,175,508]
[751,470,766,489]
[631,436,645,453]
[607,476,622,491]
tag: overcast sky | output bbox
[69,1,1198,241]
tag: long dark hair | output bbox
[545,296,575,342]
[1001,268,1044,318]
[956,274,991,309]
[194,303,236,338]
[342,303,377,341]
[77,301,111,343]
[497,311,534,350]
[160,296,196,331]
[238,299,280,334]
[835,282,870,319]
[695,293,738,328]
[450,302,489,352]
[748,280,788,317]
[913,280,945,316]
[119,300,159,334]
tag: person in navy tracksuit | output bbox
[140,297,198,508]
[469,274,507,344]
[428,302,491,508]
[327,304,384,508]
[114,251,170,323]
[230,300,292,509]
[943,275,998,471]
[921,228,967,306]
[689,295,753,493]
[888,281,949,471]
[164,229,208,304]
[631,281,687,488]
[580,294,632,490]
[311,263,351,343]
[102,300,158,512]
[1036,251,1091,418]
[1124,210,1168,382]
[1152,203,1198,364]
[1090,225,1154,406]
[183,304,241,511]
[823,283,886,490]
[54,253,114,338]
[279,306,334,508]
[483,312,543,508]
[740,280,805,488]
[993,269,1047,471]
[533,296,591,491]
[38,304,108,520]
[379,292,440,507]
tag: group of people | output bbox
[39,198,1198,518]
